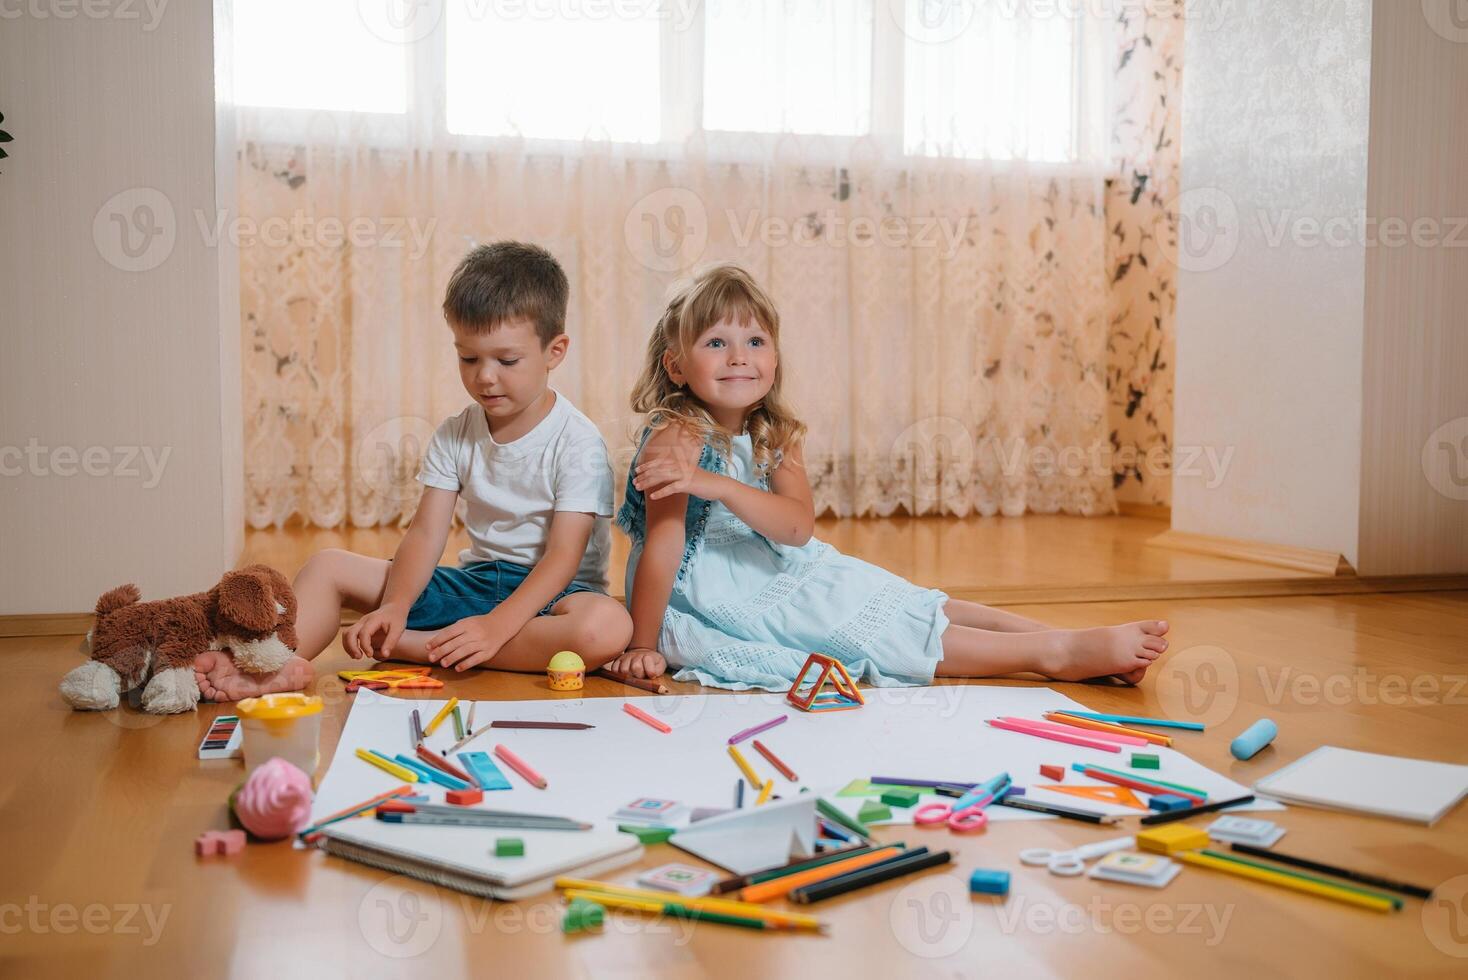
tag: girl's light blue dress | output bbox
[618,428,951,691]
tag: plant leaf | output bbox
[0,131,13,143]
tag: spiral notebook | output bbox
[318,819,643,900]
[1254,746,1468,826]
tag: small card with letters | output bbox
[637,862,719,897]
[612,798,689,827]
[1207,815,1286,847]
[1088,852,1180,888]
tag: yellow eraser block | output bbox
[1136,824,1210,854]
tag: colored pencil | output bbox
[593,667,670,694]
[752,739,798,781]
[623,702,671,733]
[489,720,596,730]
[1000,716,1150,747]
[466,701,477,733]
[735,780,744,808]
[816,797,872,839]
[416,743,475,784]
[298,785,413,840]
[451,705,465,740]
[728,715,788,745]
[986,718,1122,753]
[1228,843,1433,899]
[556,879,825,929]
[740,845,908,903]
[356,748,420,782]
[380,812,591,831]
[561,889,823,932]
[871,776,982,789]
[1078,766,1206,805]
[727,744,762,786]
[1078,764,1208,800]
[447,723,493,754]
[1201,849,1402,909]
[1140,794,1254,825]
[1060,710,1205,732]
[423,697,459,736]
[1176,851,1395,913]
[410,708,423,746]
[789,848,953,904]
[995,796,1122,825]
[393,753,471,790]
[756,780,773,805]
[1046,711,1173,746]
[494,743,547,788]
[712,846,880,894]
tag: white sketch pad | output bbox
[310,685,1267,831]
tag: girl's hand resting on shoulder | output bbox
[607,646,667,679]
[633,446,726,502]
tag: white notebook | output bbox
[1255,746,1468,826]
[319,819,643,900]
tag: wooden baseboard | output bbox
[1146,529,1354,576]
[1117,502,1172,521]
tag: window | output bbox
[232,1,1103,163]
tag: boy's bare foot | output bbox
[194,650,315,702]
[1044,621,1168,683]
[606,647,666,679]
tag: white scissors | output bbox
[1019,836,1135,876]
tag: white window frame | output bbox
[234,1,1110,173]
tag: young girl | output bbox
[607,265,1169,689]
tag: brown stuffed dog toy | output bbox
[60,564,298,715]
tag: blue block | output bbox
[1148,793,1192,812]
[969,868,1011,896]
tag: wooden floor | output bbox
[5,582,1467,977]
[240,514,1328,604]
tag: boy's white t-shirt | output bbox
[416,390,614,591]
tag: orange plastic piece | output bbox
[1041,783,1147,810]
[785,653,865,712]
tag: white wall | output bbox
[1174,0,1467,574]
[0,3,241,615]
[1173,0,1373,564]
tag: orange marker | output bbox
[494,743,547,789]
[623,702,671,733]
[1045,711,1173,747]
[740,846,906,903]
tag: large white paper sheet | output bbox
[311,685,1267,831]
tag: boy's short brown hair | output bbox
[442,241,569,345]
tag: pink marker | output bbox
[728,715,787,745]
[985,718,1122,753]
[997,717,1149,747]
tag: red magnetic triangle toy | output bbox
[786,653,865,712]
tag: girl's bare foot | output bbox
[1044,621,1169,682]
[194,651,315,702]
[606,647,666,679]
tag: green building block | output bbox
[562,898,605,934]
[859,800,892,822]
[880,788,920,808]
[1131,753,1161,769]
[618,824,675,844]
[495,837,525,857]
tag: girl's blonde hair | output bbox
[630,264,806,474]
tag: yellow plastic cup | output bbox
[236,692,324,778]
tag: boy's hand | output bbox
[634,452,726,502]
[427,614,513,671]
[344,604,408,660]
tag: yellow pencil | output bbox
[423,697,460,737]
[355,748,419,782]
[555,881,824,930]
[1046,711,1173,746]
[1176,851,1395,913]
[727,744,762,786]
[756,779,774,805]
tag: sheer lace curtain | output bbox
[235,0,1118,529]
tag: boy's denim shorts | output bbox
[404,560,603,631]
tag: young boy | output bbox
[195,242,633,701]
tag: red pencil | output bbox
[416,744,475,784]
[623,702,672,733]
[494,743,547,789]
[752,739,798,781]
